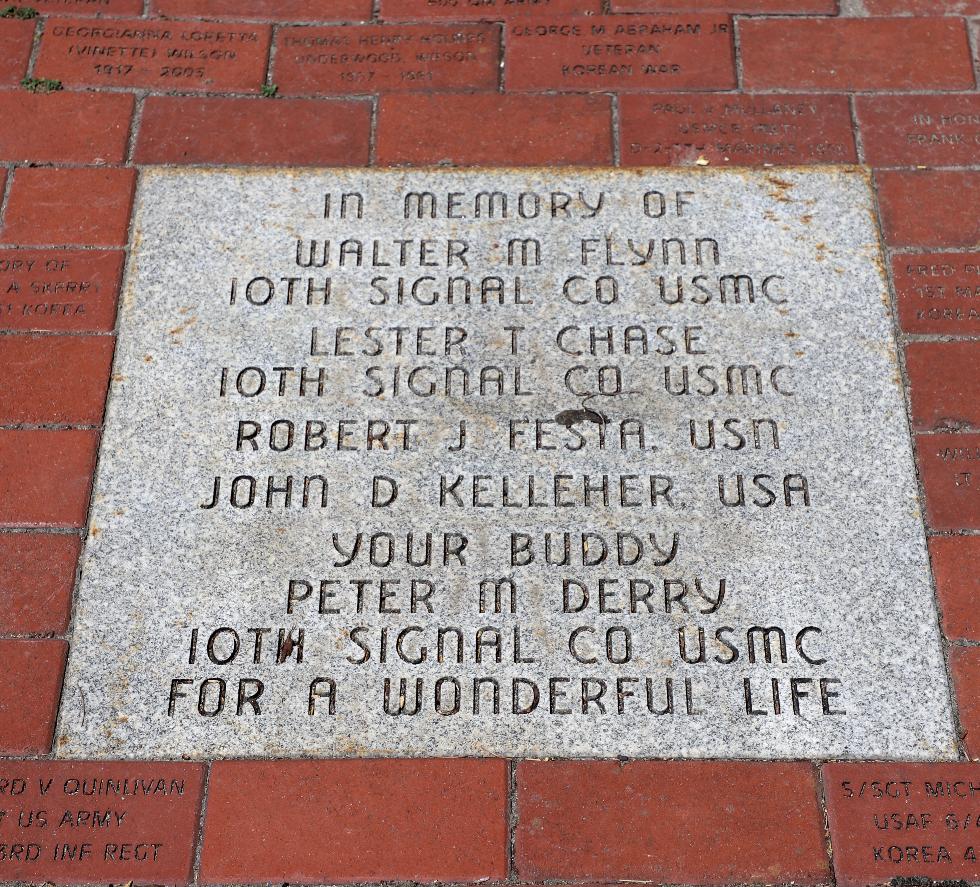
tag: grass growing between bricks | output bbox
[21,76,61,92]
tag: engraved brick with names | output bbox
[504,15,735,92]
[274,24,499,94]
[893,253,980,336]
[36,18,271,92]
[825,763,980,887]
[0,762,203,885]
[0,250,123,332]
[620,94,856,166]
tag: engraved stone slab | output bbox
[56,167,956,759]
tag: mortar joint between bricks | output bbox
[967,19,980,90]
[497,20,506,92]
[265,22,279,92]
[368,94,379,166]
[22,6,44,81]
[125,91,148,167]
[191,760,212,885]
[610,92,621,167]
[813,763,839,886]
[848,94,866,166]
[507,759,518,881]
[731,14,745,91]
[0,161,14,232]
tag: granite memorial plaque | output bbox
[56,167,956,759]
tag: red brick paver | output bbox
[0,91,133,164]
[0,249,124,333]
[858,94,980,167]
[274,24,499,94]
[740,18,975,91]
[382,0,600,18]
[906,341,980,432]
[931,536,980,641]
[916,432,980,531]
[515,760,829,884]
[893,252,980,335]
[0,430,100,527]
[0,336,114,425]
[377,93,613,165]
[621,93,855,166]
[0,761,204,884]
[877,170,980,248]
[153,0,372,17]
[0,19,35,85]
[865,0,980,11]
[29,0,143,13]
[2,168,136,247]
[505,15,735,92]
[135,96,372,165]
[35,18,272,92]
[0,533,79,634]
[0,640,67,754]
[824,761,980,886]
[951,648,980,759]
[613,0,834,8]
[200,759,508,883]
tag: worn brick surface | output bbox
[621,93,855,166]
[2,168,136,248]
[916,432,980,531]
[0,90,133,165]
[153,0,372,17]
[858,94,980,167]
[906,342,980,432]
[865,0,980,11]
[274,24,499,94]
[931,536,980,641]
[824,761,980,886]
[135,96,371,165]
[0,533,78,635]
[36,19,272,92]
[504,15,735,92]
[0,249,123,333]
[377,93,613,165]
[0,335,114,425]
[516,761,828,884]
[877,170,980,248]
[0,19,36,85]
[951,647,980,759]
[741,18,975,91]
[29,0,143,13]
[0,430,99,527]
[382,0,599,19]
[0,639,67,754]
[893,252,980,335]
[200,759,508,883]
[612,0,835,9]
[0,761,205,884]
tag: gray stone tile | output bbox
[56,167,955,759]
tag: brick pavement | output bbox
[0,0,979,883]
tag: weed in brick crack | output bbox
[261,83,279,98]
[0,5,38,17]
[21,77,63,93]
